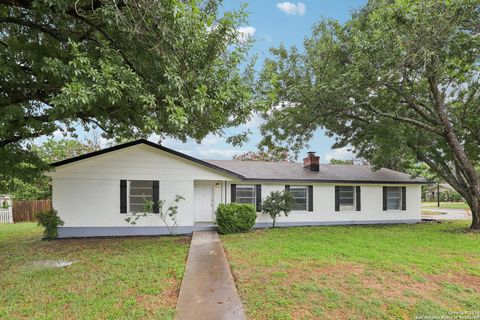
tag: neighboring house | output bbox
[49,139,428,238]
[0,195,13,224]
[425,183,456,202]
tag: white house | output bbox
[49,139,427,237]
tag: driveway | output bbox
[422,207,472,221]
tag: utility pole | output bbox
[437,182,440,208]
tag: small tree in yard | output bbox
[125,195,185,235]
[262,191,293,228]
[35,209,64,240]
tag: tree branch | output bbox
[0,16,67,42]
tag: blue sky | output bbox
[158,1,366,162]
[51,1,367,162]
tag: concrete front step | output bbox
[193,222,218,231]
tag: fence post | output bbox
[8,205,13,223]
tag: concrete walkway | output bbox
[175,231,245,320]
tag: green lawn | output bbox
[222,221,480,320]
[0,223,189,319]
[422,202,470,209]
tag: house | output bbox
[49,139,428,237]
[425,183,459,202]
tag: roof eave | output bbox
[241,178,429,184]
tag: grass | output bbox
[0,223,190,320]
[422,202,469,209]
[421,210,447,215]
[221,221,480,320]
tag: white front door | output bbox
[195,184,214,222]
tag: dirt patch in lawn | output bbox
[429,272,480,292]
[230,260,479,320]
[137,278,180,311]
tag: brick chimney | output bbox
[303,151,320,171]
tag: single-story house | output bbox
[424,183,460,202]
[49,139,428,237]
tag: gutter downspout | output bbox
[224,180,227,204]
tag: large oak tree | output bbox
[257,0,480,229]
[0,0,254,192]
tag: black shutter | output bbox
[152,181,159,213]
[335,186,340,211]
[402,187,406,210]
[308,185,313,212]
[356,186,361,211]
[285,185,290,192]
[231,184,236,203]
[383,187,387,211]
[120,180,127,214]
[256,184,262,212]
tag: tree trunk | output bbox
[469,197,480,230]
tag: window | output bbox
[128,180,153,213]
[291,186,308,211]
[386,187,402,210]
[236,185,256,205]
[338,186,355,211]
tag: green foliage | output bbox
[329,159,353,165]
[215,203,256,234]
[1,0,255,192]
[257,0,480,228]
[35,209,64,239]
[32,137,103,164]
[440,190,463,202]
[125,195,185,235]
[233,149,290,162]
[261,190,293,228]
[8,138,103,200]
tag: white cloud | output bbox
[192,148,245,159]
[240,113,264,130]
[237,26,256,43]
[151,134,247,160]
[276,2,306,16]
[324,147,355,163]
[201,135,221,146]
[52,129,65,139]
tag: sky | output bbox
[160,0,366,163]
[51,1,367,163]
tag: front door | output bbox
[195,184,214,222]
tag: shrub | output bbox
[216,203,256,234]
[262,190,293,228]
[440,190,463,202]
[35,209,64,239]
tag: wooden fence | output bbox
[12,199,52,222]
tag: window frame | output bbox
[235,185,256,207]
[290,185,308,211]
[338,186,356,212]
[127,180,154,214]
[386,186,402,211]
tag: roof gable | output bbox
[50,139,243,179]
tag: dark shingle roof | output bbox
[49,139,427,184]
[205,160,427,184]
